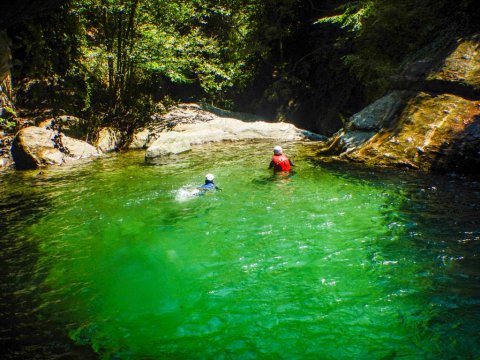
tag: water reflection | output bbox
[0,172,97,359]
[0,143,479,359]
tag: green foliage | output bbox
[2,106,16,118]
[315,1,374,33]
[0,119,16,132]
[71,0,263,112]
[0,106,18,132]
[314,0,480,101]
[8,0,480,135]
[10,0,266,130]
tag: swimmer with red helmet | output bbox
[269,146,294,172]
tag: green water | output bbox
[1,141,479,359]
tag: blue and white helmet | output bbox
[205,174,215,181]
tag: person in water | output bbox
[199,174,221,191]
[269,146,293,172]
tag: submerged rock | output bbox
[11,126,100,169]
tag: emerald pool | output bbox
[1,141,479,359]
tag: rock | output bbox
[145,132,192,158]
[319,91,411,154]
[301,130,328,141]
[322,34,480,176]
[145,114,325,159]
[137,103,325,158]
[37,115,85,139]
[392,34,480,99]
[129,104,215,149]
[339,130,378,152]
[129,129,154,149]
[328,92,480,174]
[96,127,121,153]
[0,156,12,169]
[173,117,311,140]
[348,91,411,132]
[427,35,480,91]
[11,126,100,169]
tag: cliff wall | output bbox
[320,35,480,176]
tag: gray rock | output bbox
[11,126,100,169]
[136,103,325,159]
[340,130,378,152]
[322,91,411,155]
[129,129,154,149]
[348,91,409,132]
[145,116,322,159]
[145,132,192,159]
[96,127,122,153]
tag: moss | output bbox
[343,92,480,173]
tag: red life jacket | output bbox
[271,154,291,172]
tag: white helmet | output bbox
[205,173,215,181]
[273,146,283,155]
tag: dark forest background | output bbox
[3,0,479,135]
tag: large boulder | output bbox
[11,126,100,169]
[331,92,480,172]
[134,103,325,153]
[391,34,480,98]
[328,91,412,153]
[95,127,122,153]
[129,103,217,149]
[145,133,192,158]
[321,34,480,176]
[130,129,152,149]
[145,114,325,159]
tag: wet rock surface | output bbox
[321,34,480,176]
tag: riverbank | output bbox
[1,103,326,171]
[2,93,480,178]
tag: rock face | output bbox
[96,127,122,153]
[143,104,326,159]
[129,103,219,150]
[130,129,152,149]
[11,126,100,169]
[321,34,480,176]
